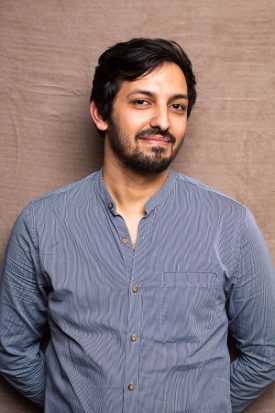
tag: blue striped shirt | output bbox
[0,169,274,412]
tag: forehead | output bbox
[116,63,188,98]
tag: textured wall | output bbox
[0,0,274,411]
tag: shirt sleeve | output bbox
[229,208,275,412]
[0,204,48,405]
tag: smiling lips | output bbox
[138,135,172,145]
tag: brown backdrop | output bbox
[0,1,274,411]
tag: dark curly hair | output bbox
[90,38,197,136]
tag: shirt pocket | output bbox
[161,272,220,342]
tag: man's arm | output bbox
[0,205,48,405]
[228,208,275,412]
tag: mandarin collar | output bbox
[96,168,177,215]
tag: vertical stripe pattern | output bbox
[0,169,274,413]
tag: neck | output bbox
[102,153,169,216]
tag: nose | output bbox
[149,105,170,131]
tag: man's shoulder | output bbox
[26,171,100,215]
[174,171,246,211]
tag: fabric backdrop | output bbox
[0,1,274,411]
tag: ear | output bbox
[90,101,108,132]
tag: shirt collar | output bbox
[95,168,177,215]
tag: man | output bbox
[0,38,274,413]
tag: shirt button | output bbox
[121,237,128,244]
[131,285,139,293]
[108,202,113,210]
[130,334,137,342]
[128,383,135,391]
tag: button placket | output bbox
[123,283,141,408]
[122,281,143,409]
[122,212,153,412]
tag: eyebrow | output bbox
[126,89,188,100]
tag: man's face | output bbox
[105,63,189,173]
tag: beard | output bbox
[107,120,184,174]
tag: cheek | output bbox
[123,115,150,137]
[174,119,187,138]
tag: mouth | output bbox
[138,135,172,146]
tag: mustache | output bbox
[135,127,176,144]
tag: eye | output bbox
[170,103,186,112]
[132,99,150,107]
